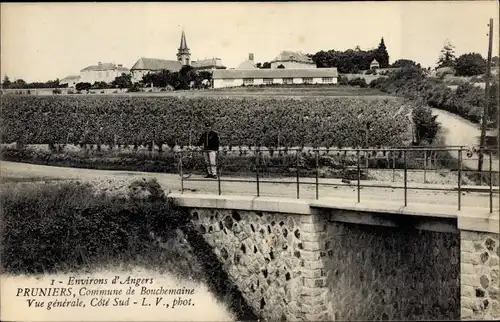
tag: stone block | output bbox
[462,285,475,297]
[302,241,323,251]
[301,268,323,279]
[461,263,474,275]
[461,274,478,287]
[301,222,324,233]
[301,303,329,315]
[462,240,475,253]
[303,277,326,288]
[462,252,480,265]
[461,230,483,242]
[461,308,473,319]
[300,286,324,297]
[300,294,326,306]
[301,232,326,242]
[300,250,321,261]
[304,312,329,321]
[462,297,480,311]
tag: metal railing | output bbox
[178,146,499,213]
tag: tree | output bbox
[454,53,486,76]
[492,56,499,67]
[75,82,91,92]
[436,40,456,69]
[255,63,262,68]
[412,103,440,145]
[111,73,132,89]
[262,62,271,69]
[277,64,285,69]
[11,79,27,89]
[375,37,389,67]
[2,76,11,88]
[391,59,418,69]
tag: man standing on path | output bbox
[197,120,220,179]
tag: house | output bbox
[212,67,338,88]
[191,58,226,71]
[370,59,380,70]
[236,53,258,69]
[79,62,130,84]
[130,58,182,82]
[60,75,81,88]
[270,51,316,69]
[130,29,224,81]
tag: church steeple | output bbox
[177,29,191,66]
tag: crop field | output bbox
[0,94,411,148]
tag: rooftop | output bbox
[212,67,338,79]
[81,62,129,72]
[130,58,182,72]
[271,51,315,64]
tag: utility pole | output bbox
[478,18,494,173]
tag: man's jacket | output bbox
[197,131,219,151]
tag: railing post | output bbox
[423,149,427,184]
[180,151,184,194]
[315,149,319,200]
[458,149,462,211]
[256,149,260,197]
[489,151,493,214]
[404,150,407,207]
[357,149,361,203]
[296,150,300,199]
[217,150,221,196]
[392,153,396,182]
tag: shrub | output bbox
[0,179,189,274]
[411,103,441,145]
[348,77,368,88]
[52,88,62,94]
[455,53,486,77]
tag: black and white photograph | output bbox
[0,1,499,321]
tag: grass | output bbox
[0,179,258,321]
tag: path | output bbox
[2,161,497,212]
[432,108,499,172]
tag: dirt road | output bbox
[432,108,499,172]
[2,161,497,211]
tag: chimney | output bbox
[249,53,254,61]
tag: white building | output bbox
[212,68,338,89]
[79,62,130,84]
[60,75,81,88]
[370,59,380,70]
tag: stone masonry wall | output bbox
[322,219,461,321]
[187,208,330,321]
[460,230,500,320]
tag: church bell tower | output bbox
[177,29,191,66]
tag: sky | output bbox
[1,1,499,82]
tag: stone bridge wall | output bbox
[170,193,499,321]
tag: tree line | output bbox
[1,66,213,92]
[1,77,62,89]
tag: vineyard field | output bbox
[1,95,411,148]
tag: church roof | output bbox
[130,58,182,72]
[179,29,189,51]
[271,51,314,64]
[370,59,380,65]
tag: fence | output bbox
[178,146,499,213]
